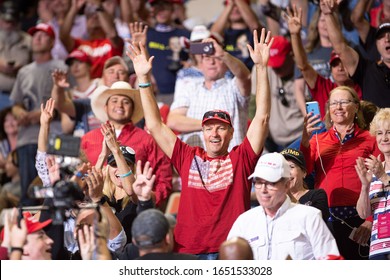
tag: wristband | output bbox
[75,171,84,178]
[138,82,151,88]
[116,170,133,178]
[10,247,23,253]
[96,195,108,205]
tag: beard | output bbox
[0,29,22,45]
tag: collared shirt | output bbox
[228,196,340,260]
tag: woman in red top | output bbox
[301,86,380,260]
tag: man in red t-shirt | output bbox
[127,28,273,258]
[60,0,123,78]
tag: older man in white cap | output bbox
[81,81,172,209]
[228,152,340,260]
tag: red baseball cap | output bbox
[0,212,52,241]
[28,23,55,39]
[202,110,232,126]
[268,36,292,68]
[23,212,52,234]
[329,51,341,66]
[65,50,91,65]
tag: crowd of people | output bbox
[0,0,389,261]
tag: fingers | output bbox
[135,160,141,177]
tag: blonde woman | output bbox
[96,121,155,243]
[356,108,390,260]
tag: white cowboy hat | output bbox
[91,81,143,124]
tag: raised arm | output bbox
[97,1,123,48]
[246,28,272,155]
[210,1,234,36]
[320,0,359,76]
[51,69,76,117]
[38,98,55,153]
[127,42,177,159]
[350,0,371,44]
[100,122,136,200]
[355,157,373,219]
[285,6,318,89]
[235,0,262,31]
[60,0,85,52]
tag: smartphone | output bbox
[305,101,322,128]
[189,42,215,55]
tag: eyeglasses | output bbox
[278,88,289,107]
[254,180,282,191]
[202,110,232,124]
[329,100,354,107]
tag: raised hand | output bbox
[46,155,61,185]
[203,37,225,58]
[40,98,55,126]
[84,166,104,203]
[320,0,338,15]
[77,224,95,260]
[364,154,385,179]
[132,160,155,201]
[284,5,302,35]
[301,113,322,147]
[128,22,148,47]
[100,121,119,154]
[355,157,373,188]
[51,69,70,88]
[126,42,154,77]
[247,28,273,67]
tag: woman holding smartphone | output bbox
[301,86,380,260]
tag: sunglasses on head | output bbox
[203,110,232,123]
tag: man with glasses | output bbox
[127,28,272,259]
[168,34,251,151]
[250,35,303,153]
[228,152,339,260]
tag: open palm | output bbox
[247,28,273,67]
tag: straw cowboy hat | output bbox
[91,81,143,124]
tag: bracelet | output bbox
[10,247,23,253]
[138,82,151,88]
[117,170,133,178]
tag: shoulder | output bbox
[291,203,321,216]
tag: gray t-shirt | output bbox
[10,59,67,147]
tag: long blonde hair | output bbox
[102,166,132,210]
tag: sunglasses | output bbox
[278,87,289,107]
[202,110,232,124]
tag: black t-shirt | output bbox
[352,54,390,108]
[299,189,330,222]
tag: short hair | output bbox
[324,86,365,130]
[369,108,390,136]
[103,56,129,74]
